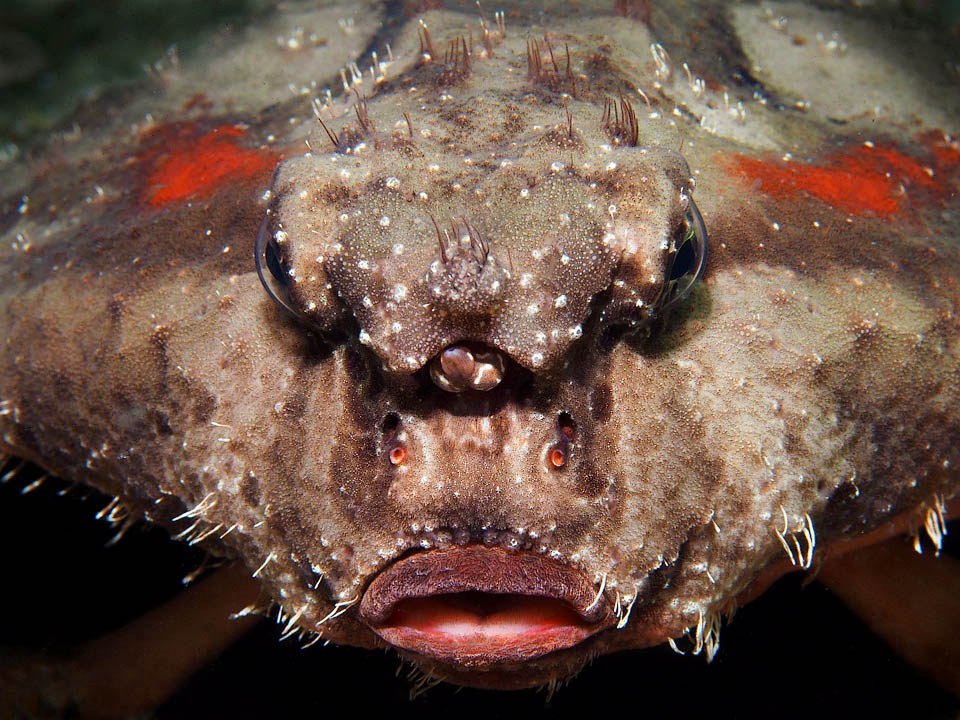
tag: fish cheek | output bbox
[602,346,728,571]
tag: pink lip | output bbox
[359,545,611,665]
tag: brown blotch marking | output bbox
[315,182,353,208]
[780,407,813,461]
[150,410,173,436]
[435,100,479,140]
[540,104,583,151]
[12,149,269,307]
[814,309,960,538]
[240,473,261,508]
[343,346,369,384]
[502,107,526,136]
[707,189,960,301]
[849,318,884,353]
[107,293,127,323]
[589,384,612,423]
[279,391,308,422]
[191,390,216,423]
[615,0,651,23]
[326,369,401,523]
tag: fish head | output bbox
[240,90,759,688]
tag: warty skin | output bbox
[1,7,958,693]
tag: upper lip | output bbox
[359,545,612,666]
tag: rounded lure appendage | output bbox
[429,343,507,392]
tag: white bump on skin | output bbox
[555,294,567,308]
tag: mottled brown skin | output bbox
[1,8,958,694]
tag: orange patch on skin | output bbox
[729,135,955,218]
[144,124,278,207]
[549,448,566,468]
[919,129,960,171]
[389,446,407,465]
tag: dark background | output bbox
[1,466,957,719]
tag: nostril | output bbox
[549,412,576,470]
[382,413,400,439]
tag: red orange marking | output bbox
[144,124,278,207]
[729,135,955,218]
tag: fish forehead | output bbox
[0,0,958,690]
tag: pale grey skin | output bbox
[1,11,958,690]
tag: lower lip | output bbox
[372,592,597,664]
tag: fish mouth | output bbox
[359,545,612,667]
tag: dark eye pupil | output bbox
[265,237,289,286]
[255,213,303,320]
[669,230,696,282]
[658,197,708,315]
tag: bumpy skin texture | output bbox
[1,7,958,691]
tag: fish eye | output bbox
[255,213,302,319]
[659,195,708,313]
